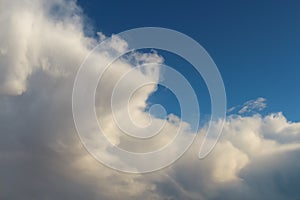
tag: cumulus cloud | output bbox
[159,113,300,200]
[0,0,90,94]
[0,0,163,198]
[1,0,300,200]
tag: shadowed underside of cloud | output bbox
[0,0,300,200]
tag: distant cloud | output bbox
[238,97,267,114]
[228,97,267,114]
[227,105,237,113]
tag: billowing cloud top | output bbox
[0,0,300,199]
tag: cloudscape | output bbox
[1,0,300,199]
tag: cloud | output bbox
[159,113,300,199]
[0,0,300,200]
[0,0,163,198]
[238,97,267,114]
[228,97,267,114]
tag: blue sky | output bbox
[78,0,300,121]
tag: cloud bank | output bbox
[0,0,300,199]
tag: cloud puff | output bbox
[1,0,300,200]
[159,113,300,199]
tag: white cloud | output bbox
[0,0,93,95]
[165,112,300,199]
[1,0,300,200]
[238,97,267,114]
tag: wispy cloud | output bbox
[238,97,267,114]
[228,97,267,114]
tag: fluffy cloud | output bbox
[1,0,300,200]
[0,0,88,94]
[157,113,300,200]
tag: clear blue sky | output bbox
[78,0,300,121]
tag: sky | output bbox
[0,0,300,200]
[78,0,300,121]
